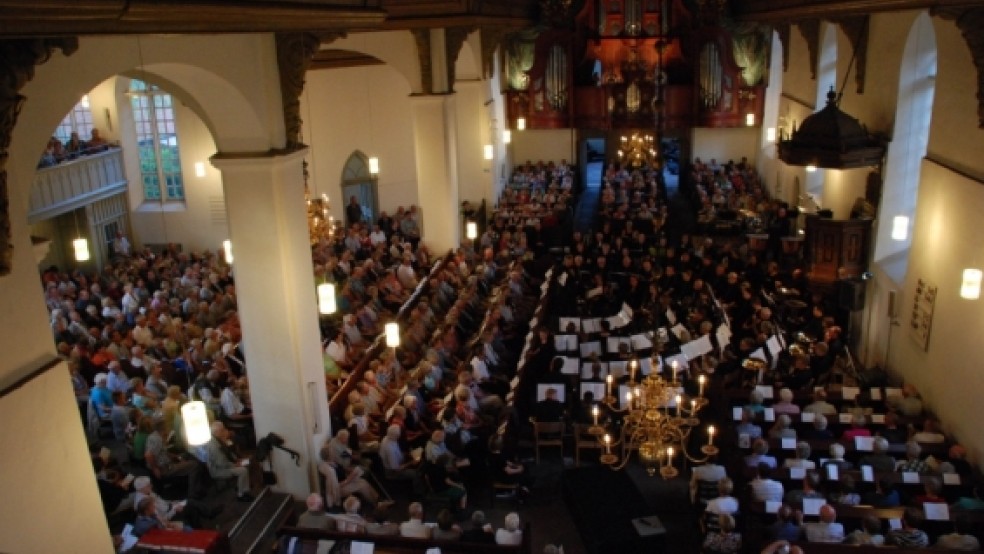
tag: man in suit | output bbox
[205,421,253,501]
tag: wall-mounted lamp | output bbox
[73,238,90,262]
[891,216,909,241]
[766,128,776,142]
[483,144,493,160]
[223,239,233,264]
[502,130,512,144]
[466,221,478,240]
[81,94,90,109]
[194,161,206,178]
[961,268,982,300]
[516,117,526,131]
[385,322,400,347]
[317,283,336,314]
[805,165,817,173]
[368,156,380,175]
[181,401,211,446]
[746,113,755,127]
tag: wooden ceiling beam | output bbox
[0,0,386,37]
[732,0,984,22]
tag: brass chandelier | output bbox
[592,360,717,478]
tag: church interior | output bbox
[2,0,984,552]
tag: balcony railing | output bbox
[28,147,127,224]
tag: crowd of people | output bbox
[39,128,113,168]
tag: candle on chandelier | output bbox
[630,359,638,382]
[604,434,612,454]
[675,394,682,416]
[707,425,716,446]
[698,374,706,397]
[592,405,599,426]
[671,360,679,381]
[666,446,675,467]
[606,374,613,397]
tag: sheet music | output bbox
[826,464,839,481]
[609,360,628,378]
[781,437,796,450]
[802,498,826,516]
[580,341,602,357]
[839,413,853,424]
[841,386,860,401]
[749,348,766,362]
[682,335,714,359]
[554,334,577,351]
[923,503,950,521]
[870,414,885,424]
[559,317,581,333]
[800,412,815,423]
[902,472,920,484]
[557,272,567,286]
[607,337,631,354]
[582,318,602,334]
[586,286,603,299]
[581,361,608,379]
[755,385,775,399]
[580,382,606,402]
[560,356,580,375]
[855,436,874,451]
[870,388,882,401]
[665,309,677,325]
[621,303,634,319]
[766,335,782,357]
[639,357,655,375]
[790,467,806,479]
[943,473,961,485]
[885,387,903,399]
[861,465,874,482]
[670,324,688,340]
[606,312,630,329]
[351,542,375,554]
[764,407,775,422]
[765,501,781,514]
[630,333,654,350]
[732,406,743,421]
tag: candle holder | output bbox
[701,444,719,456]
[588,425,606,435]
[659,465,679,479]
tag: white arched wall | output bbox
[757,31,785,202]
[456,34,496,210]
[0,33,285,553]
[805,22,837,208]
[329,31,423,94]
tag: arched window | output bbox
[129,79,184,202]
[806,23,838,200]
[54,96,94,144]
[340,151,378,226]
[874,13,936,283]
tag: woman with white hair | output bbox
[773,388,800,415]
[495,512,523,545]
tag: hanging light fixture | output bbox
[181,401,212,446]
[502,130,512,144]
[72,209,89,262]
[222,239,233,264]
[466,221,478,240]
[385,322,400,347]
[516,117,526,131]
[318,282,337,314]
[891,216,909,241]
[960,268,982,300]
[73,238,90,262]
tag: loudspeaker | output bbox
[839,279,866,311]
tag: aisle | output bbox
[573,161,603,233]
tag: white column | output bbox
[411,94,461,253]
[211,148,331,499]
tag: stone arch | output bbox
[328,31,421,93]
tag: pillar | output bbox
[411,94,461,253]
[211,148,331,499]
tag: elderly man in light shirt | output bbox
[804,505,845,543]
[399,502,431,539]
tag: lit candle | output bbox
[666,446,675,467]
[635,386,642,408]
[606,374,613,397]
[604,434,611,454]
[691,399,697,413]
[671,360,679,381]
[625,390,633,408]
[707,425,716,446]
[698,374,706,397]
[675,394,682,416]
[592,405,599,426]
